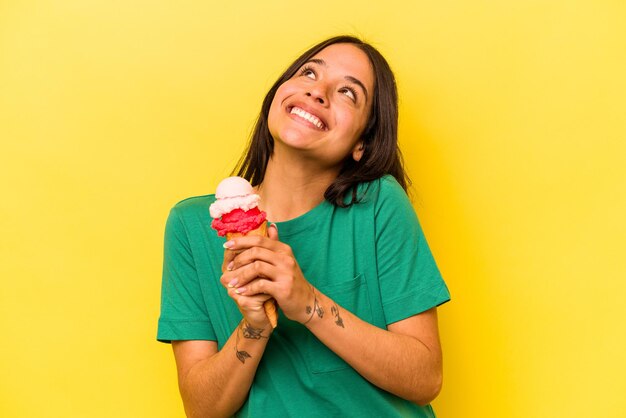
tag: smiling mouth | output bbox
[288,106,326,130]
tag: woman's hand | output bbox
[220,244,274,330]
[219,225,314,324]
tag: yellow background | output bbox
[1,1,625,417]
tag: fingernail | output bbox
[223,240,235,249]
[235,287,246,294]
[270,223,278,232]
[228,279,238,288]
[227,261,234,271]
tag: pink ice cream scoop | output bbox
[209,177,267,237]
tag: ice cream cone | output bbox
[211,177,277,329]
[226,222,278,328]
[224,220,267,239]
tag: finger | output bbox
[231,246,281,271]
[226,286,240,301]
[230,260,278,288]
[223,234,290,255]
[233,278,276,298]
[268,223,279,241]
[234,289,274,304]
[226,287,273,317]
[220,270,240,289]
[222,248,237,273]
[226,288,265,311]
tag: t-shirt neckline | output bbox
[269,199,332,237]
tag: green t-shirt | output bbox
[158,175,450,417]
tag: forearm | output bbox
[178,321,273,418]
[304,291,442,405]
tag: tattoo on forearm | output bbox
[234,321,267,364]
[234,329,251,364]
[331,304,344,328]
[303,286,323,324]
[235,348,251,363]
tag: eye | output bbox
[339,86,358,102]
[299,65,316,79]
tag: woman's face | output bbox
[268,43,375,168]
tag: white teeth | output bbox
[290,107,325,129]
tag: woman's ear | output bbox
[352,141,364,162]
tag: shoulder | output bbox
[173,193,216,209]
[170,194,215,215]
[166,194,216,231]
[356,176,419,229]
[354,175,410,209]
[376,174,408,200]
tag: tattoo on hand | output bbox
[331,304,344,328]
[304,286,323,324]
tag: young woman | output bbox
[158,35,450,417]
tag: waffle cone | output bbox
[225,221,268,239]
[226,222,277,328]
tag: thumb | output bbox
[268,223,279,241]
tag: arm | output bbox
[222,232,444,406]
[303,292,442,405]
[166,219,276,418]
[172,319,273,418]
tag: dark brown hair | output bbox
[235,35,409,206]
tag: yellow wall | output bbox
[1,1,624,417]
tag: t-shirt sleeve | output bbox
[157,206,216,343]
[374,177,451,325]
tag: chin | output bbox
[273,128,316,150]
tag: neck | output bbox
[257,151,339,222]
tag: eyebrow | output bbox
[304,58,369,101]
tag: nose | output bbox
[305,84,328,105]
